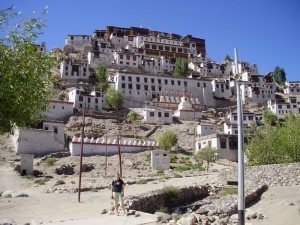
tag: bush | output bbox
[160,186,180,208]
[172,213,181,221]
[220,187,238,196]
[34,176,51,185]
[91,188,98,192]
[55,180,65,185]
[136,179,147,184]
[173,173,182,178]
[156,169,164,176]
[170,153,177,163]
[70,181,75,184]
[175,165,191,172]
[46,157,57,166]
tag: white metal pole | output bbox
[234,48,245,225]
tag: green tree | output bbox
[97,64,108,92]
[262,109,278,126]
[273,66,286,85]
[195,147,217,172]
[104,88,123,109]
[246,114,300,165]
[174,58,188,77]
[224,54,231,61]
[0,6,60,134]
[156,130,178,151]
[128,110,138,122]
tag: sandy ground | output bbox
[1,164,300,225]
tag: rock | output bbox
[0,219,16,225]
[257,213,264,219]
[1,190,28,198]
[55,165,75,175]
[100,209,107,214]
[154,212,172,222]
[207,209,217,216]
[195,207,208,215]
[177,214,197,225]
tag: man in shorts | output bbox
[111,173,125,215]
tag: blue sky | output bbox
[1,0,299,81]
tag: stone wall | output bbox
[126,185,209,213]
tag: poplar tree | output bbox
[0,6,60,134]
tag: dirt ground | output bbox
[0,135,299,225]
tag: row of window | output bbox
[120,75,205,87]
[78,96,102,103]
[290,88,300,92]
[149,111,170,117]
[144,43,188,53]
[64,72,87,76]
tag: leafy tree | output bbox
[104,88,123,109]
[97,64,108,92]
[224,54,231,61]
[246,114,300,165]
[262,109,278,126]
[174,58,188,77]
[0,6,60,134]
[128,110,138,122]
[195,147,217,172]
[156,130,178,151]
[273,66,286,85]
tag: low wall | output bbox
[126,185,209,214]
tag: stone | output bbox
[177,214,197,225]
[0,219,16,225]
[207,209,217,216]
[100,209,107,214]
[154,212,172,222]
[195,207,208,215]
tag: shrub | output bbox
[220,187,238,196]
[145,153,151,162]
[55,180,65,185]
[173,173,182,178]
[175,165,191,172]
[158,206,168,213]
[70,181,75,184]
[34,176,51,185]
[24,175,35,180]
[91,188,98,192]
[156,169,164,176]
[160,186,180,208]
[172,213,181,221]
[136,179,147,184]
[46,157,57,166]
[170,153,177,163]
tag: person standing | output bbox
[111,173,125,215]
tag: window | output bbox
[128,76,132,82]
[54,126,58,134]
[87,97,91,103]
[126,55,130,60]
[158,79,161,84]
[52,105,55,109]
[79,96,83,101]
[144,85,148,91]
[136,84,140,90]
[136,77,140,82]
[177,80,181,85]
[171,80,174,85]
[144,77,148,82]
[151,86,155,91]
[197,83,200,87]
[151,78,155,83]
[164,112,169,117]
[184,81,187,86]
[121,76,125,81]
[243,116,246,120]
[44,126,49,130]
[62,106,64,109]
[233,116,237,121]
[158,45,163,50]
[278,104,282,109]
[121,83,126,88]
[249,116,253,120]
[145,44,150,49]
[203,83,206,88]
[133,55,136,61]
[158,112,161,117]
[150,112,154,117]
[95,98,98,103]
[120,61,123,64]
[220,139,227,149]
[128,84,132,89]
[120,55,123,59]
[171,47,176,52]
[178,48,182,53]
[152,44,157,50]
[164,79,168,85]
[165,46,170,51]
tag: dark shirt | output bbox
[112,178,124,193]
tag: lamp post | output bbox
[234,48,245,225]
[78,97,86,203]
